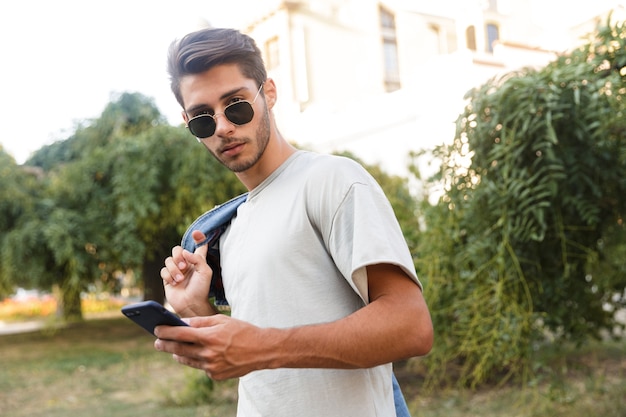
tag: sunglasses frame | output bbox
[186,84,264,139]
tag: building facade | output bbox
[215,0,625,176]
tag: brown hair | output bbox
[167,28,267,108]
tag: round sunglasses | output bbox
[186,84,264,139]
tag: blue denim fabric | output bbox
[182,193,249,254]
[182,193,411,416]
[393,373,411,417]
[181,193,248,304]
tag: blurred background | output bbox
[1,1,625,417]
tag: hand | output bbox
[154,315,271,380]
[160,230,215,316]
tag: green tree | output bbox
[2,93,168,320]
[10,92,246,314]
[0,148,44,298]
[415,18,626,388]
[2,146,117,320]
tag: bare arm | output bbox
[154,263,433,380]
[270,263,433,368]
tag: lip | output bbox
[221,142,245,157]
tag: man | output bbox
[156,27,433,416]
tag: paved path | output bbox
[0,320,48,335]
[0,311,122,336]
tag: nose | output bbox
[213,112,235,137]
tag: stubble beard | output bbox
[210,107,271,173]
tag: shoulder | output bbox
[294,151,375,189]
[292,152,387,222]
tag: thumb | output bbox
[181,230,210,270]
[191,230,209,258]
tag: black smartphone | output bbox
[121,300,188,336]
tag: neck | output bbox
[236,129,296,190]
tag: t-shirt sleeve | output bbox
[324,172,421,304]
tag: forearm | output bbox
[263,285,432,370]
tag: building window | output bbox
[383,39,400,87]
[466,26,477,51]
[427,24,442,55]
[379,6,401,92]
[380,6,395,30]
[265,36,280,70]
[486,23,499,53]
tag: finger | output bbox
[160,266,174,286]
[181,250,211,276]
[180,231,210,272]
[171,245,188,271]
[186,314,228,328]
[191,230,209,258]
[163,256,185,284]
[155,324,197,344]
[174,354,208,372]
[158,338,209,367]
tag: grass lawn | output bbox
[0,316,624,417]
[0,317,238,417]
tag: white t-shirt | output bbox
[220,151,420,417]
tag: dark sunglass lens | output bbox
[225,101,254,125]
[188,115,216,138]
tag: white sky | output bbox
[0,0,245,163]
[1,0,623,164]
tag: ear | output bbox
[263,78,277,109]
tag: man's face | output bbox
[180,64,270,173]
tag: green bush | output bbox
[415,17,626,388]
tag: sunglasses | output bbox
[186,84,264,139]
